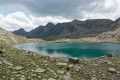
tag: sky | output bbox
[0,0,120,31]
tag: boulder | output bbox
[69,57,79,63]
[34,68,45,73]
[68,64,73,68]
[57,70,65,74]
[104,53,112,57]
[14,66,23,71]
[48,78,56,80]
[109,68,116,73]
[26,51,37,57]
[75,66,83,73]
[0,61,2,64]
[57,62,67,66]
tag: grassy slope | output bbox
[0,38,120,80]
[0,28,120,80]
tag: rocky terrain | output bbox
[0,19,120,80]
[0,28,47,44]
[0,27,119,80]
[0,40,120,80]
[13,18,120,41]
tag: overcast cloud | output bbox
[0,0,120,31]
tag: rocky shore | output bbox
[0,41,120,80]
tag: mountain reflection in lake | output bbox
[13,43,120,58]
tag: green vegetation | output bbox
[0,41,120,80]
[0,27,120,80]
[0,50,3,54]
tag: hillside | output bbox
[0,24,120,80]
[13,18,120,40]
[0,27,28,44]
[0,33,120,80]
[0,28,46,44]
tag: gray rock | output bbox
[57,70,65,74]
[34,68,45,73]
[26,51,37,57]
[91,77,97,80]
[14,66,22,71]
[20,78,26,80]
[12,72,17,74]
[2,60,13,66]
[48,78,56,80]
[0,61,2,64]
[10,78,15,80]
[104,53,112,57]
[42,79,47,80]
[75,66,83,73]
[116,71,120,74]
[101,60,107,64]
[107,61,112,65]
[50,70,57,76]
[69,57,79,63]
[57,62,67,66]
[109,68,116,73]
[63,72,71,80]
[68,64,73,68]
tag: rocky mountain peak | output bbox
[115,18,120,23]
[46,22,54,27]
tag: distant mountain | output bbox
[13,28,28,36]
[13,18,120,40]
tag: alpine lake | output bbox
[13,43,120,58]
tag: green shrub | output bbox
[0,50,3,54]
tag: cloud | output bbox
[0,0,120,31]
[0,0,120,20]
[0,11,70,31]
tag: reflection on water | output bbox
[13,43,120,58]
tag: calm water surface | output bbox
[13,43,120,58]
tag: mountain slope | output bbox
[13,18,119,40]
[0,27,46,44]
[0,27,28,44]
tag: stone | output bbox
[91,77,97,80]
[63,72,71,80]
[38,76,41,78]
[57,62,67,66]
[48,78,56,80]
[116,71,120,74]
[42,79,47,80]
[69,57,79,63]
[14,66,22,71]
[50,70,57,76]
[68,64,73,68]
[2,60,13,66]
[26,51,37,57]
[34,68,45,73]
[104,53,112,57]
[109,68,116,73]
[57,70,65,74]
[107,61,112,65]
[10,78,15,80]
[12,71,17,74]
[20,78,26,80]
[75,66,82,73]
[0,61,2,64]
[102,60,107,64]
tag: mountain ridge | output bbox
[13,18,120,40]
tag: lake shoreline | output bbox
[12,42,120,59]
[0,40,120,80]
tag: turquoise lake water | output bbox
[13,43,120,58]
